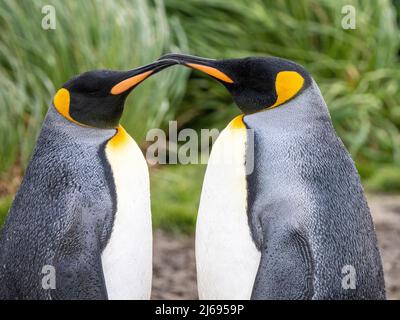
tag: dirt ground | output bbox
[368,194,400,300]
[152,194,400,300]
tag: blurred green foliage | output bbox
[1,0,399,175]
[165,0,400,173]
[151,165,206,233]
[366,165,400,192]
[0,0,189,173]
[0,0,400,232]
[0,195,12,228]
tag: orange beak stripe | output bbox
[187,63,234,83]
[111,70,153,95]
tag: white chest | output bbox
[101,127,152,300]
[196,122,261,299]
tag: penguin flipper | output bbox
[251,224,314,300]
[51,206,109,300]
[52,246,108,300]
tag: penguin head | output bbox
[159,54,312,114]
[53,59,177,129]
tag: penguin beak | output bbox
[158,53,234,84]
[111,59,179,95]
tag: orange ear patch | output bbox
[111,71,153,95]
[269,71,304,109]
[187,63,234,83]
[53,88,84,126]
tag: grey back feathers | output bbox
[0,106,117,299]
[244,81,385,299]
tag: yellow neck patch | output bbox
[53,88,87,126]
[107,125,132,150]
[269,71,304,109]
[228,114,245,129]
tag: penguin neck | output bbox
[243,80,332,135]
[242,81,337,249]
[43,105,117,144]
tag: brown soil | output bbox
[368,194,400,300]
[0,166,22,197]
[152,194,400,300]
[152,230,198,300]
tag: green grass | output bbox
[0,0,189,173]
[1,0,400,182]
[0,195,13,229]
[1,0,400,180]
[165,0,400,176]
[366,165,400,192]
[151,164,206,233]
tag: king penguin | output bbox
[159,54,385,300]
[0,59,177,300]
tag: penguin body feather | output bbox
[0,106,151,299]
[244,81,385,299]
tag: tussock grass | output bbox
[1,0,399,179]
[0,0,188,173]
[165,0,400,174]
[151,165,206,233]
[0,195,12,229]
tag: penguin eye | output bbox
[86,89,101,95]
[75,83,107,96]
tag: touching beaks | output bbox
[158,53,234,84]
[110,59,179,95]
